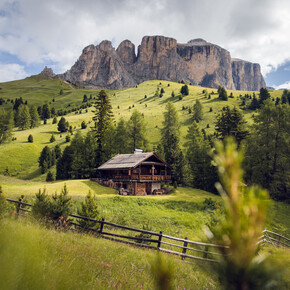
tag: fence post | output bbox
[157,231,163,249]
[16,198,22,219]
[278,234,281,246]
[182,237,188,260]
[203,246,209,259]
[99,218,105,234]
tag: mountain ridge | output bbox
[59,35,266,91]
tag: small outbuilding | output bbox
[96,150,171,196]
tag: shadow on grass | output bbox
[21,168,42,180]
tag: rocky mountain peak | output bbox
[40,66,55,78]
[60,35,266,91]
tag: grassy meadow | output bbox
[0,219,220,289]
[0,75,283,179]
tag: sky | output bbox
[0,0,290,89]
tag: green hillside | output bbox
[0,75,284,179]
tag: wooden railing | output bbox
[112,175,171,181]
[6,198,290,264]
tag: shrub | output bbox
[32,188,51,220]
[77,191,99,229]
[46,171,54,182]
[50,184,72,221]
[81,121,87,129]
[65,135,71,142]
[28,134,33,143]
[52,116,58,124]
[50,134,56,143]
[0,185,10,218]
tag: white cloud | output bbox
[0,0,290,81]
[0,63,28,82]
[273,81,290,90]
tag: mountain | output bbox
[60,36,266,91]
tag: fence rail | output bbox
[6,198,290,264]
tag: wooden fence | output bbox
[6,198,290,263]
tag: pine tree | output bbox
[78,191,99,229]
[192,99,203,122]
[0,109,14,143]
[42,104,51,120]
[16,104,31,130]
[218,86,228,101]
[28,134,33,143]
[127,110,148,152]
[259,87,271,105]
[180,85,189,96]
[29,105,40,128]
[160,102,180,164]
[215,106,248,147]
[185,121,218,192]
[114,117,129,154]
[58,116,69,133]
[102,121,116,161]
[244,100,290,200]
[39,146,54,174]
[50,134,56,143]
[70,131,86,179]
[92,90,113,166]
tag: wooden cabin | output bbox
[97,151,171,196]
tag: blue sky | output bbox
[0,0,289,89]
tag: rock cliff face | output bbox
[61,36,265,91]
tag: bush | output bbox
[32,185,72,222]
[28,134,33,143]
[0,185,10,218]
[50,134,56,143]
[65,135,71,142]
[46,171,54,182]
[81,121,87,129]
[52,116,58,124]
[32,188,51,220]
[77,191,99,229]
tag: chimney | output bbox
[134,149,143,154]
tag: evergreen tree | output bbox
[81,121,87,129]
[218,86,228,100]
[28,134,33,143]
[244,100,290,201]
[127,110,148,152]
[82,131,97,178]
[39,146,54,174]
[215,106,248,147]
[16,104,31,130]
[13,97,24,111]
[56,145,74,179]
[259,87,271,105]
[160,102,180,163]
[185,121,218,192]
[70,131,86,179]
[52,116,58,124]
[54,145,61,160]
[114,117,129,154]
[42,104,51,120]
[160,102,185,184]
[46,171,54,182]
[102,121,116,161]
[180,85,189,96]
[58,116,69,133]
[29,105,40,128]
[92,90,113,166]
[281,89,289,104]
[78,191,99,229]
[0,109,14,144]
[50,134,56,143]
[192,99,203,122]
[248,94,260,110]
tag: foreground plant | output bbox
[211,138,280,289]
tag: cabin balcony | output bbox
[103,175,171,182]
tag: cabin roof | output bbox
[98,152,169,170]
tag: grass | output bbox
[0,77,284,178]
[1,176,290,239]
[0,219,220,289]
